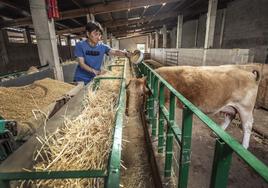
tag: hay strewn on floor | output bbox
[21,69,122,187]
[0,78,75,122]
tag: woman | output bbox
[74,21,130,84]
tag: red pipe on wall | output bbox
[46,0,59,19]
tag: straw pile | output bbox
[21,69,122,187]
[26,66,39,74]
[0,78,75,137]
[0,78,74,121]
[61,60,77,65]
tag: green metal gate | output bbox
[0,64,126,188]
[135,62,268,188]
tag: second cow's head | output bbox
[125,77,151,116]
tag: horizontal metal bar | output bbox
[94,77,123,80]
[0,170,107,180]
[106,64,126,188]
[108,65,124,67]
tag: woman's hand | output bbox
[100,69,107,75]
[91,68,100,75]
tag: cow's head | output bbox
[125,77,151,116]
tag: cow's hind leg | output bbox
[239,111,254,149]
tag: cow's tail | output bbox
[252,70,260,82]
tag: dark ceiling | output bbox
[0,0,232,38]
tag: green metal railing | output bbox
[0,64,126,188]
[135,62,268,188]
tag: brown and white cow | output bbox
[125,78,149,116]
[126,64,264,149]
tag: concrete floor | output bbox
[173,109,268,188]
[120,60,154,187]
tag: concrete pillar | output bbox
[0,30,9,68]
[109,33,113,48]
[146,35,149,52]
[219,9,226,48]
[29,0,63,81]
[58,35,62,46]
[86,14,90,22]
[86,13,95,22]
[155,30,159,48]
[162,25,167,48]
[170,27,177,48]
[23,27,32,43]
[204,0,218,49]
[113,38,119,49]
[176,14,183,48]
[67,36,72,59]
[194,19,199,47]
[90,14,95,21]
[103,27,107,44]
[102,28,107,65]
[149,33,152,49]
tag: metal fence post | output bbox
[151,75,158,137]
[178,107,193,188]
[164,93,175,177]
[210,138,233,188]
[158,82,165,153]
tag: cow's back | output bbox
[155,66,259,113]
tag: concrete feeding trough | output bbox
[0,62,81,141]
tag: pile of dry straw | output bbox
[0,78,74,122]
[20,69,122,187]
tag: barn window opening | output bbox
[137,43,145,53]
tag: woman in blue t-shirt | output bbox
[74,21,130,84]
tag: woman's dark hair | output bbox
[85,21,103,35]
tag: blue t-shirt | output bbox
[74,40,111,84]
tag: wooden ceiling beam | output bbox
[112,21,176,36]
[0,0,180,28]
[71,0,83,8]
[109,18,176,32]
[56,11,178,35]
[0,0,30,16]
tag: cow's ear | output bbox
[125,79,132,89]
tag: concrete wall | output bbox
[0,41,75,75]
[5,43,40,73]
[213,9,224,48]
[0,63,78,87]
[150,48,253,66]
[196,14,206,48]
[58,46,75,61]
[179,0,268,63]
[223,0,268,48]
[182,20,197,48]
[222,0,268,63]
[119,35,148,52]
